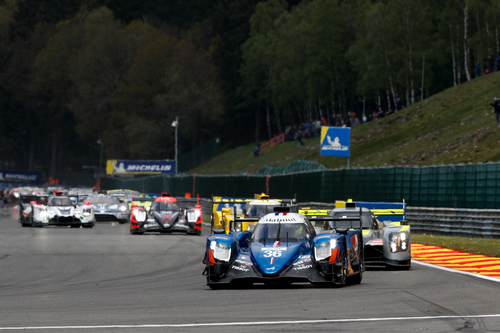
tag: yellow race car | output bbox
[130,197,154,210]
[211,193,296,234]
[107,189,144,209]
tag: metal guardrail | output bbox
[407,207,500,239]
[179,198,500,239]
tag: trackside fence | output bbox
[63,161,500,209]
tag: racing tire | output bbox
[349,270,363,284]
[334,256,347,288]
[207,284,225,290]
[207,281,226,290]
[82,225,93,229]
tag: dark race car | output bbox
[130,193,202,235]
[202,207,364,289]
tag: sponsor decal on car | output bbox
[230,265,249,272]
[293,264,313,271]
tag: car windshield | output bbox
[252,222,308,242]
[329,211,372,229]
[49,197,73,206]
[151,202,180,211]
[86,197,120,204]
[245,205,280,217]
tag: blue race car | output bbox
[202,207,364,289]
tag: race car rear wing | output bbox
[307,215,363,232]
[131,198,154,203]
[211,195,298,213]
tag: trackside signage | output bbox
[0,170,41,184]
[320,127,350,157]
[106,160,176,175]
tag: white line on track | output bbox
[2,314,500,330]
[412,259,500,283]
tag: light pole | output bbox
[97,139,103,176]
[171,116,178,175]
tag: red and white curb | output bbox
[412,243,500,280]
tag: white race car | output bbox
[19,194,50,227]
[45,192,95,228]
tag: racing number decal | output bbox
[263,251,282,258]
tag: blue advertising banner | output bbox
[320,127,351,157]
[106,160,176,175]
[0,170,41,184]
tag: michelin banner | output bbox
[106,160,176,175]
[0,170,41,184]
[320,127,350,157]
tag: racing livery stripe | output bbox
[412,243,500,279]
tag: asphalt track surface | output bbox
[1,206,500,332]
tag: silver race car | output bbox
[83,194,130,223]
[328,201,411,269]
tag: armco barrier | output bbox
[406,207,500,239]
[182,198,500,240]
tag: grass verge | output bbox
[190,72,500,175]
[412,234,500,258]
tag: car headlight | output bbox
[83,208,92,217]
[315,239,337,261]
[187,209,201,223]
[35,206,48,218]
[13,193,19,198]
[210,241,231,262]
[119,205,127,212]
[389,232,410,253]
[132,209,147,222]
[233,221,242,232]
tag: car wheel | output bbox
[70,225,80,228]
[349,270,362,284]
[82,225,93,228]
[334,255,347,288]
[206,277,225,289]
[207,284,225,290]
